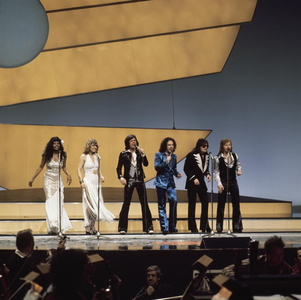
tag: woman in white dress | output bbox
[77,139,114,235]
[29,137,73,234]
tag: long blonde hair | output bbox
[83,139,98,154]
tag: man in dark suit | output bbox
[6,229,34,299]
[184,138,211,233]
[116,134,153,234]
[134,265,174,300]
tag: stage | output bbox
[1,231,301,251]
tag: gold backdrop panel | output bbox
[132,35,177,84]
[10,53,59,104]
[171,30,215,78]
[228,0,258,23]
[172,0,257,31]
[51,47,99,96]
[0,26,239,106]
[43,0,257,50]
[0,68,16,106]
[92,42,138,90]
[0,124,210,190]
[41,0,131,11]
[47,6,117,50]
[112,1,175,40]
[172,0,232,31]
[207,26,240,72]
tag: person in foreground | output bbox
[222,235,293,276]
[134,265,174,300]
[6,229,35,299]
[29,137,72,234]
[184,138,211,233]
[116,134,153,234]
[154,137,182,234]
[213,138,243,233]
[78,139,114,235]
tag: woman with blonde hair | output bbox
[77,139,114,234]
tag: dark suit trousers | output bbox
[216,180,243,231]
[118,181,153,232]
[188,188,209,232]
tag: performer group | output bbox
[28,135,243,235]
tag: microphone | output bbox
[209,152,213,159]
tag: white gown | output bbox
[82,154,115,229]
[43,159,73,234]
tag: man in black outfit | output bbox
[213,138,243,233]
[184,138,212,233]
[134,265,174,300]
[116,134,153,234]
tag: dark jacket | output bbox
[184,152,210,191]
[116,150,148,182]
[154,152,179,189]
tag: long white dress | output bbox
[43,159,73,234]
[82,154,115,229]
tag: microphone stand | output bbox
[96,154,101,239]
[58,151,64,239]
[136,145,148,234]
[204,152,215,238]
[226,151,236,237]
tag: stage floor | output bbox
[1,232,301,251]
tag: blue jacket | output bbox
[154,152,179,189]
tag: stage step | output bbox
[0,201,291,220]
[0,218,300,235]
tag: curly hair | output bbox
[42,137,66,163]
[124,134,139,150]
[83,139,99,154]
[192,138,209,154]
[159,137,176,153]
[218,138,232,155]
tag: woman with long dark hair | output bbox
[77,139,114,235]
[28,137,72,234]
[184,138,211,233]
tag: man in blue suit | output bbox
[154,137,182,234]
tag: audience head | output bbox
[146,265,162,287]
[16,229,34,256]
[264,235,285,267]
[294,247,301,270]
[50,249,89,291]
